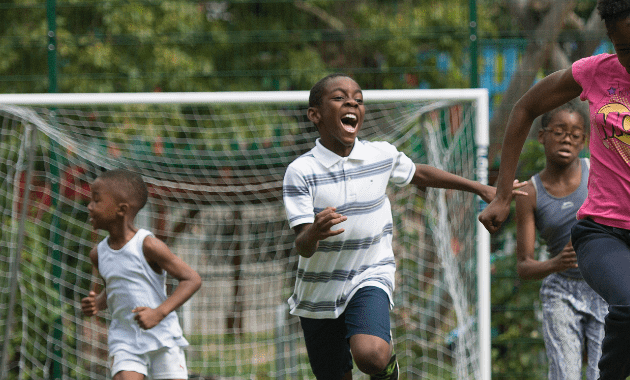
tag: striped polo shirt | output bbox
[283,138,416,318]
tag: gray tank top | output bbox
[532,158,589,279]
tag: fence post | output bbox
[49,131,64,380]
[47,0,57,94]
[469,0,478,88]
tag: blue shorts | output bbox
[299,286,391,380]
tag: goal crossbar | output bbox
[0,89,489,105]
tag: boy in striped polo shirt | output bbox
[283,73,525,380]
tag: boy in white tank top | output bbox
[81,169,202,380]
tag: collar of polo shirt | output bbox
[313,138,370,168]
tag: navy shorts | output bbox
[299,286,392,380]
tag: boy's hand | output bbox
[133,306,165,330]
[293,207,347,258]
[478,180,528,233]
[478,179,528,204]
[81,291,99,316]
[311,207,347,240]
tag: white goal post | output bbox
[0,88,490,380]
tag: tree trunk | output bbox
[488,0,576,181]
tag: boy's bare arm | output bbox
[293,207,347,258]
[133,236,202,329]
[81,247,107,316]
[410,164,527,203]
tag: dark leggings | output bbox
[572,218,630,379]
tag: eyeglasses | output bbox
[543,128,585,142]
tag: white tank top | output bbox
[98,229,188,354]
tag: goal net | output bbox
[0,89,490,380]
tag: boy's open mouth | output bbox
[341,113,358,131]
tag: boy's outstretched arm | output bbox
[479,68,582,233]
[81,247,107,316]
[133,236,202,330]
[293,207,347,258]
[410,164,527,204]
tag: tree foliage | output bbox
[486,0,603,166]
[0,0,497,93]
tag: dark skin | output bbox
[480,16,630,233]
[80,178,201,380]
[515,110,586,280]
[296,76,526,378]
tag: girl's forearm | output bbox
[494,108,535,200]
[517,259,556,280]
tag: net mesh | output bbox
[0,92,482,380]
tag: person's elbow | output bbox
[189,271,202,293]
[516,261,533,280]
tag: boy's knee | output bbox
[354,350,390,375]
[351,339,391,375]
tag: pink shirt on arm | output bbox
[573,53,630,229]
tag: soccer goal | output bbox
[0,89,490,380]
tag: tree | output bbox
[0,0,487,93]
[487,0,604,174]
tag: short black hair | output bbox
[598,0,630,33]
[98,168,148,211]
[308,73,353,108]
[540,99,589,133]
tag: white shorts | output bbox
[110,346,188,379]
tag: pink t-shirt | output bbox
[573,53,630,229]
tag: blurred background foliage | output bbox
[0,0,491,93]
[490,139,548,379]
[0,0,602,378]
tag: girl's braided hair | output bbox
[598,0,630,33]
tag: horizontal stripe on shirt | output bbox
[297,257,396,283]
[316,223,393,252]
[314,195,387,217]
[290,276,394,313]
